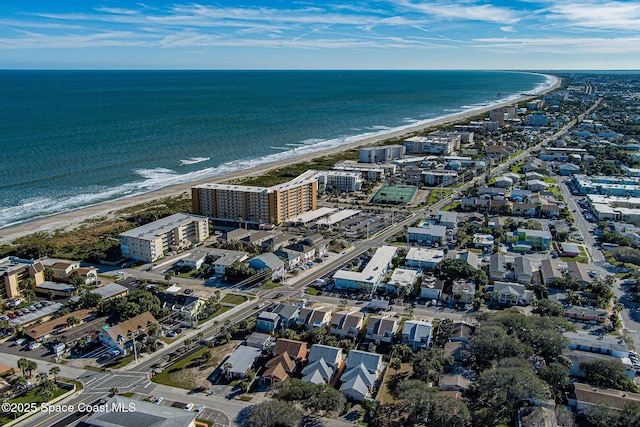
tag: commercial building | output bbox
[85,395,197,427]
[359,145,406,163]
[333,246,397,291]
[119,213,210,263]
[407,224,447,246]
[574,174,640,197]
[405,248,445,270]
[99,311,158,355]
[192,172,317,226]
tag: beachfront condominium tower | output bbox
[192,173,317,226]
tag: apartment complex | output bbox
[0,257,45,300]
[192,172,317,226]
[119,213,210,263]
[404,135,459,155]
[359,145,406,163]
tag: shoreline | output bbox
[0,73,561,244]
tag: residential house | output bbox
[241,231,274,247]
[451,280,476,304]
[339,350,385,401]
[99,311,158,355]
[450,322,475,343]
[489,253,508,281]
[492,281,534,306]
[401,320,433,351]
[457,251,481,270]
[262,233,296,252]
[70,283,128,304]
[297,305,333,330]
[485,145,510,159]
[284,242,316,264]
[420,276,445,301]
[495,176,513,188]
[272,303,301,329]
[302,345,343,385]
[540,259,563,286]
[512,202,537,217]
[330,310,364,339]
[50,261,98,285]
[256,311,281,333]
[272,339,308,363]
[366,313,400,345]
[245,332,273,350]
[541,204,560,217]
[438,366,474,395]
[156,292,200,325]
[508,229,552,250]
[248,253,285,281]
[525,171,544,181]
[274,250,302,270]
[567,261,592,285]
[527,179,548,192]
[262,352,296,384]
[437,211,458,229]
[510,189,533,202]
[473,234,494,250]
[223,345,262,378]
[301,234,329,258]
[514,256,533,285]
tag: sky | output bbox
[1,1,640,70]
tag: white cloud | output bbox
[500,26,515,32]
[474,36,640,54]
[543,1,640,31]
[391,0,522,25]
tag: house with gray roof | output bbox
[565,331,628,358]
[330,310,364,339]
[567,261,592,285]
[365,313,400,345]
[492,281,534,306]
[273,302,301,329]
[339,350,385,401]
[437,211,458,229]
[248,253,285,280]
[256,311,281,333]
[407,224,447,246]
[302,344,343,385]
[223,345,262,378]
[540,258,563,286]
[489,253,508,281]
[457,251,481,270]
[245,332,273,350]
[514,256,533,285]
[401,320,433,351]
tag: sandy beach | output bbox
[0,74,561,244]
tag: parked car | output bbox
[184,403,194,411]
[28,342,42,350]
[194,405,205,414]
[15,338,26,346]
[154,396,163,405]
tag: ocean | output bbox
[0,70,551,228]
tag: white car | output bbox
[194,405,205,414]
[184,403,194,411]
[28,342,42,350]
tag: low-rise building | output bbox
[451,280,476,304]
[330,310,364,339]
[85,395,197,427]
[339,350,385,401]
[407,224,447,246]
[223,345,262,378]
[405,248,445,270]
[401,320,433,351]
[420,276,445,300]
[365,313,400,345]
[248,253,285,281]
[302,344,343,385]
[564,306,608,323]
[540,258,563,285]
[564,331,628,358]
[99,311,158,355]
[569,383,640,415]
[492,281,534,306]
[256,311,281,333]
[333,246,397,291]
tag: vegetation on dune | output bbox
[0,194,192,262]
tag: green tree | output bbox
[412,349,447,383]
[390,358,402,374]
[535,299,565,317]
[49,366,60,382]
[75,292,102,309]
[17,358,29,377]
[474,358,550,425]
[243,400,302,427]
[109,387,119,397]
[580,359,638,392]
[539,362,569,400]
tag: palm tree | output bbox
[49,366,60,382]
[17,358,29,377]
[109,387,119,397]
[223,362,233,377]
[66,316,80,328]
[36,372,48,385]
[25,360,38,378]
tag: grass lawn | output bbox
[198,305,232,323]
[260,282,282,290]
[376,363,412,405]
[220,294,248,305]
[0,385,68,424]
[441,201,460,211]
[425,189,452,206]
[305,288,319,296]
[543,177,556,183]
[152,347,211,389]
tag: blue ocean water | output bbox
[0,70,551,228]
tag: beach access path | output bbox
[0,75,561,244]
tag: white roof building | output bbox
[333,246,397,291]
